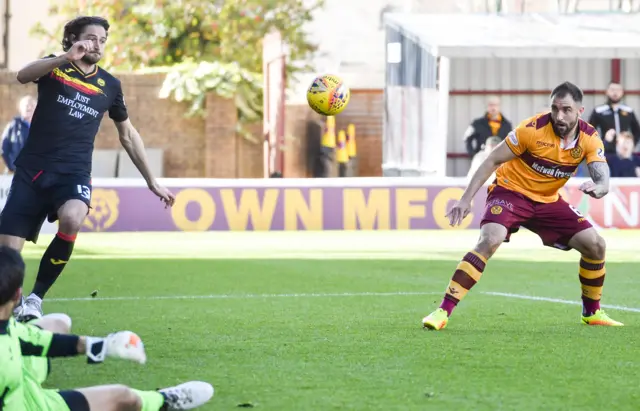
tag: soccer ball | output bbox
[306,74,350,116]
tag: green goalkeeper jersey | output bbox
[0,317,54,410]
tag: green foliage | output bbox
[156,60,263,142]
[31,0,322,136]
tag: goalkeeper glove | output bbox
[85,331,147,365]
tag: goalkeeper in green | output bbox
[0,245,214,411]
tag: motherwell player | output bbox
[1,16,175,322]
[423,81,622,330]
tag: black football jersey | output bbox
[15,55,128,175]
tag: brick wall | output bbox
[337,89,383,177]
[0,71,383,178]
[283,89,383,177]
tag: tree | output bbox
[32,0,322,129]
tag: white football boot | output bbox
[158,381,214,411]
[159,381,214,410]
[16,295,43,322]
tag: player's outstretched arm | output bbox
[16,322,147,364]
[461,140,516,202]
[115,119,155,184]
[447,140,516,226]
[115,119,175,207]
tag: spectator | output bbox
[588,81,640,154]
[607,131,640,177]
[467,136,501,183]
[1,95,36,174]
[463,96,513,156]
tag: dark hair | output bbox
[550,81,583,104]
[0,246,25,306]
[61,16,110,52]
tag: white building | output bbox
[288,0,635,103]
[1,0,64,71]
[382,12,640,176]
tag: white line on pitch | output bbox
[47,291,443,303]
[483,291,640,313]
[44,290,640,313]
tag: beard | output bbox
[551,119,577,137]
[607,96,622,105]
[81,53,101,65]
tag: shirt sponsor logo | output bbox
[531,162,573,179]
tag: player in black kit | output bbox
[2,16,176,321]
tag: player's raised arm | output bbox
[16,55,69,84]
[16,41,93,84]
[16,321,147,364]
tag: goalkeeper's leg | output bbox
[53,381,214,410]
[31,312,73,334]
[422,222,507,330]
[23,313,73,386]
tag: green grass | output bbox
[21,230,640,410]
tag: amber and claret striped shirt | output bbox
[493,112,606,203]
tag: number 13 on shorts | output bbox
[77,185,91,201]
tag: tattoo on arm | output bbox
[587,162,610,198]
[587,161,609,185]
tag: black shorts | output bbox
[58,390,90,411]
[0,167,92,243]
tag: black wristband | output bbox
[47,334,80,357]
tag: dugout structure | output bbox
[382,12,640,177]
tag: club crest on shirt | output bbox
[97,78,105,87]
[570,146,583,159]
[490,205,503,215]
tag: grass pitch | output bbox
[22,230,640,410]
